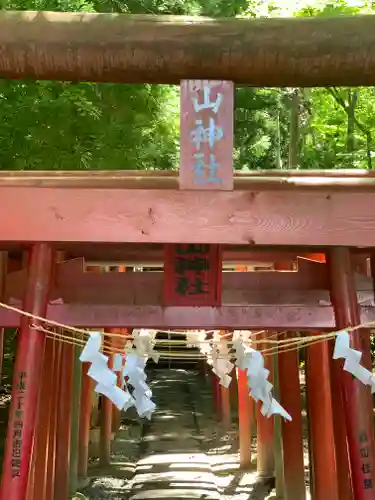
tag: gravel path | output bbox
[80,369,276,500]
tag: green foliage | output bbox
[1,0,375,173]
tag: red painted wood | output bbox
[329,346,353,500]
[78,362,93,479]
[237,369,253,469]
[52,242,352,265]
[0,304,338,329]
[0,244,54,500]
[54,341,74,500]
[278,332,306,500]
[46,341,61,500]
[112,340,121,435]
[329,248,375,500]
[2,169,375,184]
[6,264,331,305]
[306,337,339,500]
[112,373,122,434]
[220,384,231,427]
[100,333,113,466]
[111,325,128,435]
[18,288,337,306]
[352,254,370,276]
[218,331,231,427]
[256,332,274,478]
[32,337,55,500]
[0,253,7,386]
[229,365,238,408]
[3,187,375,245]
[180,80,233,190]
[164,244,222,306]
[298,253,326,264]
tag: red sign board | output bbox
[180,80,234,191]
[164,244,222,306]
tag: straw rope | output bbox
[0,300,373,361]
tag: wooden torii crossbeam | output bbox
[1,12,375,500]
[0,12,375,86]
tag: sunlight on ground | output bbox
[138,453,209,465]
[123,452,281,499]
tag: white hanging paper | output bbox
[80,331,102,363]
[95,383,134,410]
[343,348,362,372]
[113,353,124,372]
[333,331,374,390]
[333,331,351,359]
[219,374,232,388]
[88,361,117,387]
[267,398,292,421]
[80,331,156,419]
[136,396,156,420]
[121,350,156,419]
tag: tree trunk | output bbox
[346,88,358,158]
[289,89,300,168]
[275,109,282,169]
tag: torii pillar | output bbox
[329,247,375,500]
[256,332,275,478]
[0,244,54,500]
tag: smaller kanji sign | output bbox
[11,371,26,478]
[164,244,222,306]
[358,430,375,492]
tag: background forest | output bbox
[0,0,374,172]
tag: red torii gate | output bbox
[0,11,374,500]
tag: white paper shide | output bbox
[79,329,157,419]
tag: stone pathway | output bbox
[81,369,276,500]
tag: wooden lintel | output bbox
[6,260,374,306]
[0,304,338,330]
[1,304,374,329]
[6,260,331,304]
[2,187,375,246]
[7,245,329,265]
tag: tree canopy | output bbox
[0,0,374,171]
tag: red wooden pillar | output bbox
[306,336,339,500]
[274,261,305,497]
[0,244,54,500]
[45,341,61,500]
[100,332,113,467]
[110,266,127,435]
[54,339,74,500]
[328,247,375,500]
[111,333,121,435]
[229,365,238,407]
[256,332,275,478]
[220,383,231,427]
[78,362,93,480]
[111,326,127,434]
[237,368,253,469]
[32,337,56,500]
[219,331,231,428]
[329,347,353,500]
[113,374,122,433]
[278,332,306,500]
[0,252,7,386]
